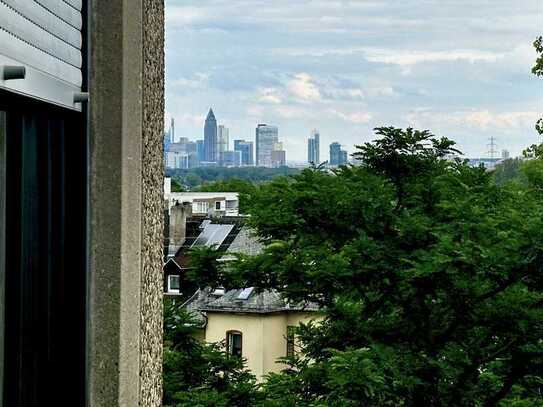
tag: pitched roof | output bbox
[184,287,320,318]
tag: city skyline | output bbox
[165,107,519,167]
[165,0,541,161]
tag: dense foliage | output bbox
[166,166,300,189]
[492,158,526,186]
[190,127,543,406]
[163,298,259,407]
[163,38,543,406]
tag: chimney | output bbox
[168,201,191,257]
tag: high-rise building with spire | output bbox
[204,108,217,162]
[308,129,320,165]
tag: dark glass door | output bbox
[0,90,87,406]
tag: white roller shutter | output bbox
[0,0,84,110]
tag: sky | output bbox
[165,0,543,162]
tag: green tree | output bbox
[163,298,259,406]
[524,36,543,158]
[492,158,526,186]
[533,36,543,137]
[206,127,543,406]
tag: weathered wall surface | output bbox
[140,0,165,405]
[89,0,164,405]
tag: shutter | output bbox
[0,0,83,110]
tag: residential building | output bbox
[255,124,279,167]
[185,287,321,380]
[330,142,348,166]
[234,139,254,166]
[161,205,322,380]
[502,149,510,160]
[164,183,240,218]
[308,129,320,165]
[204,108,218,162]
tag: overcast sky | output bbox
[165,0,542,161]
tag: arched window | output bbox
[226,330,242,358]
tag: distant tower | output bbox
[255,124,279,167]
[308,129,320,165]
[170,117,175,143]
[234,140,254,166]
[204,108,217,162]
[330,142,348,166]
[217,125,229,164]
[487,136,498,160]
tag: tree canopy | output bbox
[189,127,543,406]
[163,36,543,406]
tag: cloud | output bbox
[465,110,540,130]
[405,109,540,131]
[287,73,321,102]
[332,110,373,124]
[170,72,209,89]
[364,49,505,66]
[165,0,542,160]
[258,88,283,104]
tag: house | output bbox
[164,178,240,217]
[184,287,321,380]
[162,205,322,379]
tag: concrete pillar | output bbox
[88,0,164,405]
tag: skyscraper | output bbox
[204,108,217,162]
[330,142,348,166]
[271,142,286,167]
[307,129,320,165]
[255,124,278,167]
[217,125,229,164]
[234,140,254,166]
[196,140,205,163]
[164,118,174,151]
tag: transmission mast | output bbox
[487,136,498,160]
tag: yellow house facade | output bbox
[184,288,322,380]
[205,311,319,379]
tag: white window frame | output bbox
[167,275,180,294]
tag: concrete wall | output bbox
[140,0,165,404]
[205,312,322,380]
[88,0,164,405]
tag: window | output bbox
[168,275,181,293]
[226,200,237,209]
[1,89,87,405]
[286,326,296,358]
[193,201,209,214]
[215,201,222,210]
[227,331,242,357]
